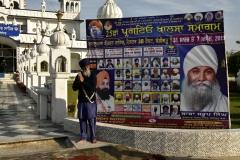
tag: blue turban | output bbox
[117,59,120,62]
[107,59,112,62]
[134,58,139,62]
[162,57,168,62]
[79,58,90,68]
[126,69,130,73]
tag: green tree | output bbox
[228,51,240,77]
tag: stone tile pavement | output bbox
[0,80,240,160]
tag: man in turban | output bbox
[115,81,122,91]
[89,20,102,38]
[115,93,122,103]
[133,58,141,68]
[151,57,160,67]
[151,68,160,78]
[115,59,122,68]
[142,94,150,103]
[124,69,131,79]
[133,69,141,79]
[124,59,132,68]
[171,68,180,79]
[142,58,150,68]
[115,70,122,79]
[142,69,150,79]
[152,94,159,103]
[171,105,180,116]
[172,94,180,104]
[181,45,228,112]
[161,80,170,91]
[97,60,105,69]
[142,81,150,91]
[162,105,170,115]
[124,94,132,103]
[133,94,141,104]
[124,80,132,90]
[96,70,115,113]
[72,58,97,144]
[106,59,114,68]
[133,81,141,91]
[151,81,159,91]
[162,57,169,67]
[162,94,170,104]
[172,80,180,90]
[171,57,180,66]
[161,69,170,79]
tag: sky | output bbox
[26,0,240,52]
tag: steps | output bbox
[0,73,15,83]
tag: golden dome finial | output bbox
[56,10,63,21]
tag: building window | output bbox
[13,2,19,9]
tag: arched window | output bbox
[13,2,19,9]
[75,3,79,12]
[66,2,69,12]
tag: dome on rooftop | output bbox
[97,0,123,19]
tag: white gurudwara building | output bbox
[0,0,86,73]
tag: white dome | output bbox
[37,37,50,56]
[50,22,70,49]
[25,52,31,60]
[30,48,38,58]
[97,0,123,19]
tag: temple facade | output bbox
[0,0,86,73]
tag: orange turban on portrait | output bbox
[96,70,110,88]
[89,20,102,29]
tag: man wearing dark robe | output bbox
[72,58,97,144]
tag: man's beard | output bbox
[154,73,158,77]
[83,70,91,77]
[173,85,180,89]
[135,75,140,78]
[97,88,110,100]
[182,78,220,111]
[172,62,178,65]
[173,98,179,102]
[135,63,139,67]
[163,99,168,103]
[125,86,131,89]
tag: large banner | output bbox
[86,10,230,129]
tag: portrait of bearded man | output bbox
[181,45,228,112]
[133,58,141,68]
[141,58,150,68]
[95,70,115,113]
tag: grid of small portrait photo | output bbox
[97,56,182,118]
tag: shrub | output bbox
[229,81,240,92]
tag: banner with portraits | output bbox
[86,10,230,129]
